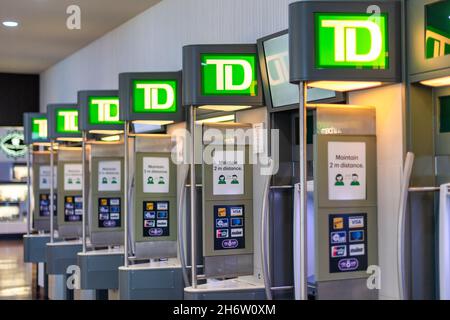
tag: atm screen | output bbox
[39,193,57,217]
[64,195,82,222]
[98,197,121,228]
[260,31,337,109]
[143,200,169,237]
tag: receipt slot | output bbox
[118,71,186,300]
[23,113,54,264]
[45,104,84,300]
[76,90,125,298]
[183,44,267,299]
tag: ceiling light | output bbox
[420,76,450,87]
[89,130,123,135]
[198,105,252,112]
[2,21,19,28]
[196,115,235,124]
[100,135,121,142]
[308,81,383,92]
[132,120,174,126]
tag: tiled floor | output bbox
[0,239,33,300]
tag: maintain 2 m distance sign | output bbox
[183,44,263,106]
[119,72,184,123]
[289,1,401,83]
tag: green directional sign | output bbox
[315,13,388,69]
[201,53,258,96]
[31,117,48,141]
[56,108,80,133]
[88,96,122,125]
[132,80,177,113]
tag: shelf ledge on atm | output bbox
[184,278,265,293]
[46,239,82,247]
[118,258,181,271]
[77,247,124,257]
[23,233,51,239]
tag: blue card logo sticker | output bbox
[222,239,239,249]
[349,244,365,256]
[349,230,365,242]
[349,216,364,228]
[330,231,346,244]
[149,228,163,236]
[230,218,243,227]
[338,258,359,271]
[331,245,347,257]
[216,218,229,228]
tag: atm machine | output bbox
[117,71,186,299]
[76,90,125,300]
[398,0,450,300]
[182,44,269,299]
[23,112,55,298]
[287,0,403,299]
[45,104,85,300]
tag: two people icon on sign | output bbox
[334,173,360,186]
[218,174,240,185]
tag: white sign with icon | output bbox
[328,142,366,200]
[39,165,57,189]
[213,150,244,196]
[64,163,82,191]
[98,160,121,191]
[143,157,169,193]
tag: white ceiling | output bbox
[0,0,161,74]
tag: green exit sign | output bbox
[56,108,80,133]
[201,53,258,96]
[132,80,177,113]
[31,117,48,140]
[88,96,122,124]
[315,13,388,69]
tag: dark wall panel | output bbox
[0,73,39,126]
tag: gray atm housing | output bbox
[133,136,178,259]
[57,148,85,239]
[202,124,254,278]
[89,143,124,246]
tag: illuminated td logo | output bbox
[133,80,177,113]
[89,97,122,124]
[56,109,79,133]
[201,54,257,96]
[315,13,388,69]
[32,118,48,140]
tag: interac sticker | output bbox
[328,142,366,200]
[98,160,121,192]
[64,163,83,191]
[39,165,57,189]
[213,150,244,196]
[143,157,170,193]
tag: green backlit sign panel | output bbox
[201,53,258,96]
[88,96,122,125]
[315,13,388,69]
[132,80,177,113]
[31,117,48,141]
[56,108,80,133]
[425,0,450,59]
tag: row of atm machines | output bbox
[21,0,450,300]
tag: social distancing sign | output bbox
[213,150,244,196]
[98,160,121,192]
[328,141,366,200]
[64,163,82,191]
[143,157,169,193]
[39,165,57,189]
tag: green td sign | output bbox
[315,13,388,69]
[31,117,48,141]
[201,53,258,96]
[89,96,122,124]
[56,109,80,133]
[133,80,177,113]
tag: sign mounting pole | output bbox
[50,139,55,243]
[124,120,129,267]
[299,82,308,300]
[81,130,87,252]
[26,144,32,236]
[190,105,197,289]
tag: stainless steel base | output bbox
[78,250,124,290]
[23,234,50,263]
[46,241,82,275]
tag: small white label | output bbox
[349,216,364,228]
[349,244,365,256]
